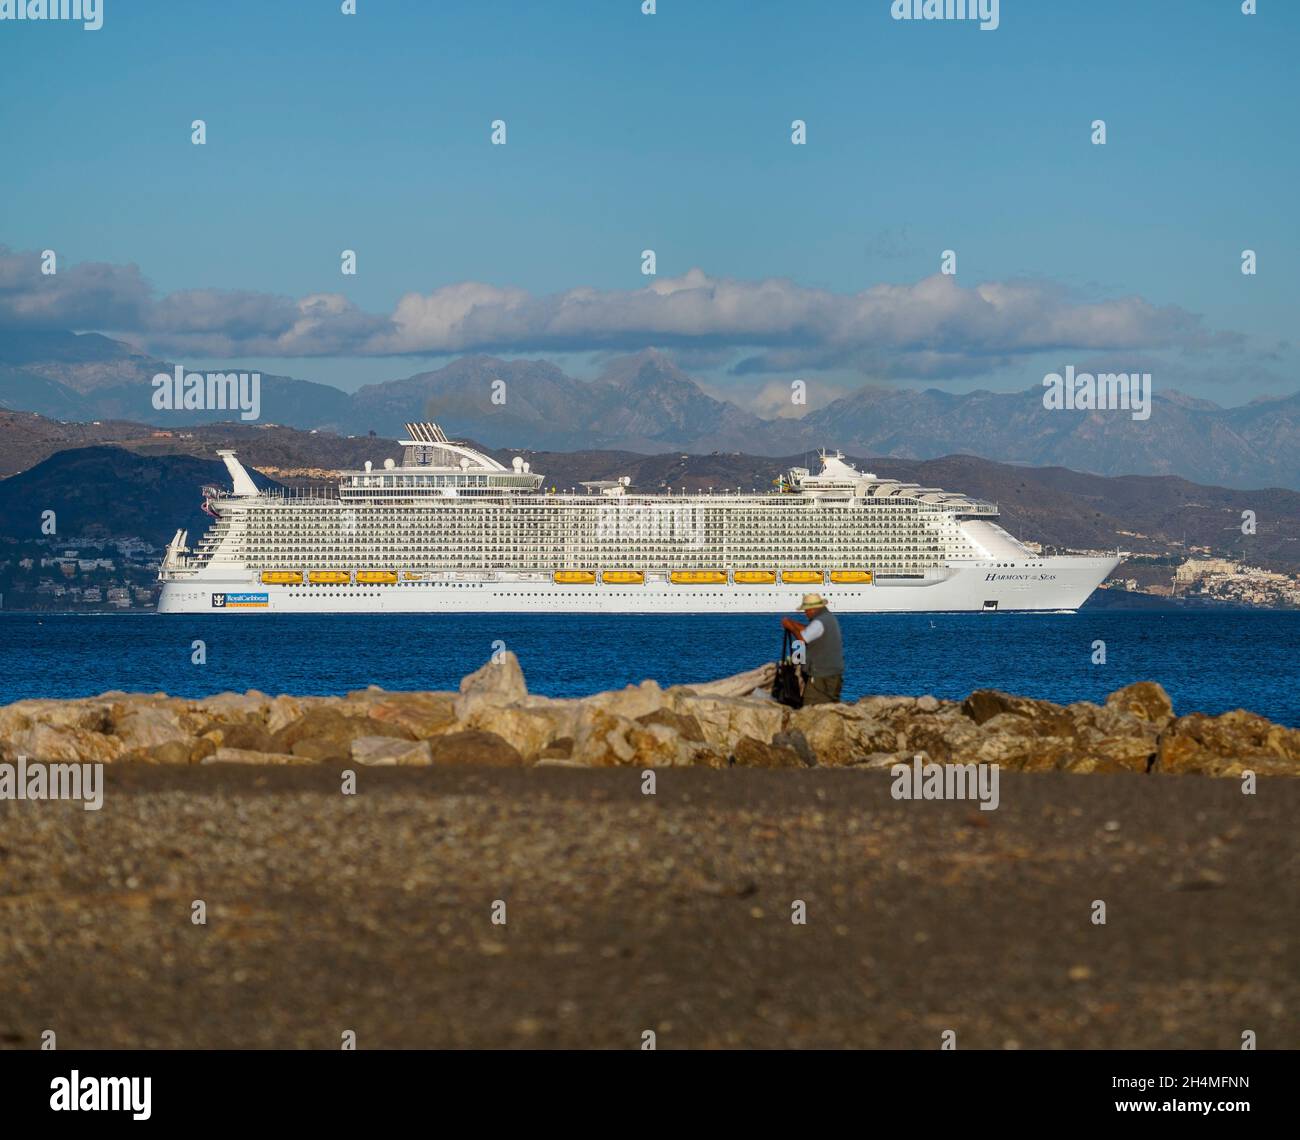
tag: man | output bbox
[781,592,844,704]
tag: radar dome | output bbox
[383,458,395,470]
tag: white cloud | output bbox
[0,246,1234,378]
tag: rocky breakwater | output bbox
[0,654,1296,776]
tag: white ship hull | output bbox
[158,557,1119,614]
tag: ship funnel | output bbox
[216,450,260,497]
[404,421,450,444]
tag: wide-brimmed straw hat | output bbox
[799,593,827,609]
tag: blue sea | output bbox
[0,611,1297,726]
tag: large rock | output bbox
[971,726,1078,772]
[586,680,671,721]
[112,704,198,760]
[196,691,273,725]
[426,730,526,767]
[350,736,433,767]
[1156,710,1300,776]
[729,735,807,768]
[1065,734,1156,774]
[570,706,719,768]
[202,721,274,753]
[454,652,528,719]
[897,709,984,763]
[961,690,1076,735]
[462,701,577,763]
[270,708,415,763]
[204,747,315,765]
[1105,682,1174,727]
[1,721,124,764]
[636,708,706,743]
[786,704,896,767]
[672,695,788,752]
[364,691,459,739]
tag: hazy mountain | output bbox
[0,363,93,421]
[0,330,162,394]
[0,330,355,429]
[801,386,1300,490]
[1,329,1297,488]
[348,356,590,448]
[583,350,784,452]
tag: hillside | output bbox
[1,332,1296,488]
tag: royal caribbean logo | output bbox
[211,592,268,608]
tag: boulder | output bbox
[537,737,574,760]
[898,710,984,763]
[265,695,308,735]
[351,736,433,767]
[1,721,124,764]
[426,730,526,767]
[198,691,273,725]
[636,708,706,743]
[1105,681,1174,727]
[673,695,787,752]
[587,680,672,721]
[853,695,919,718]
[462,701,577,762]
[965,711,1081,771]
[203,747,315,765]
[113,705,195,752]
[729,735,807,768]
[365,691,459,739]
[202,721,274,753]
[570,706,713,768]
[1155,710,1300,776]
[961,689,1076,735]
[271,707,415,763]
[786,704,896,766]
[454,652,528,719]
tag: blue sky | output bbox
[0,0,1295,409]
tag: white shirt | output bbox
[802,618,825,643]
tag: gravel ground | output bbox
[0,766,1295,1049]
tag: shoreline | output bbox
[2,655,1297,776]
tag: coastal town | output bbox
[0,538,162,611]
[1096,553,1300,609]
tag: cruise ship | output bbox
[157,422,1120,613]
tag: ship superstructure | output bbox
[157,423,1119,613]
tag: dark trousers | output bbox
[803,674,843,705]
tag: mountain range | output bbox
[0,330,1296,489]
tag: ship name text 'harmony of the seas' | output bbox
[157,422,1120,614]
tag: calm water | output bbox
[2,610,1297,726]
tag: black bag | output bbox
[771,630,805,709]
